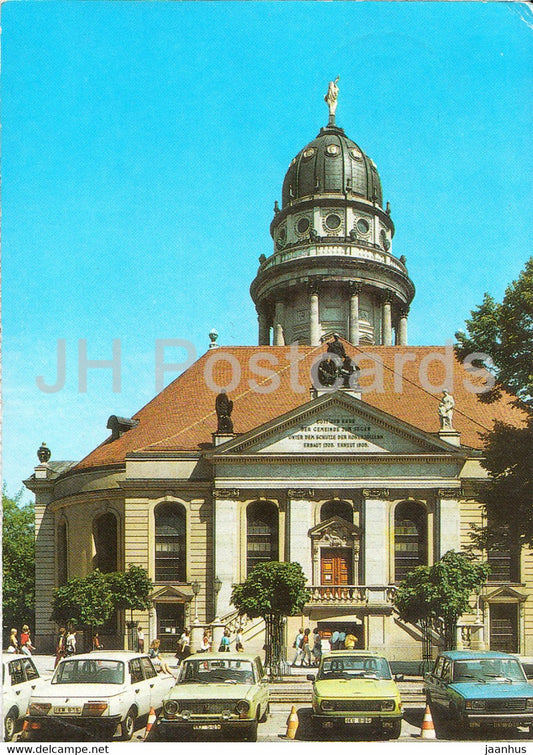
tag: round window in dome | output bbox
[296,217,310,235]
[325,144,340,156]
[356,218,370,234]
[303,147,316,159]
[325,214,342,231]
[350,148,363,160]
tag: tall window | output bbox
[93,512,118,573]
[57,520,68,585]
[321,500,353,523]
[394,502,427,582]
[246,502,279,574]
[155,503,186,582]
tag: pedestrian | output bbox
[55,626,67,667]
[199,631,211,652]
[7,628,18,653]
[345,631,357,650]
[291,628,304,667]
[301,628,312,666]
[65,629,77,656]
[330,629,340,650]
[92,632,103,651]
[175,628,190,663]
[312,627,322,666]
[338,629,346,649]
[149,639,173,675]
[137,625,145,653]
[20,625,36,655]
[219,628,231,652]
[235,626,244,652]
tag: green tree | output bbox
[393,551,489,651]
[107,564,154,618]
[51,570,115,649]
[2,486,35,640]
[231,561,310,678]
[455,257,533,548]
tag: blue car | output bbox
[424,651,533,734]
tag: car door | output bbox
[427,656,446,710]
[19,658,40,713]
[254,657,269,715]
[140,656,169,711]
[128,658,151,717]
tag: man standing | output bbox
[291,628,304,666]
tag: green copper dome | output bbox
[281,124,383,208]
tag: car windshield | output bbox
[453,658,526,683]
[178,658,255,685]
[52,659,125,685]
[318,655,392,680]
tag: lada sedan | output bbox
[24,651,175,740]
[152,653,269,741]
[308,650,403,739]
[3,655,44,741]
[424,650,533,733]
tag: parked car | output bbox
[307,650,403,739]
[3,654,44,741]
[152,653,269,741]
[24,651,175,740]
[424,650,533,733]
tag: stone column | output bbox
[349,283,361,345]
[258,309,270,346]
[28,472,56,652]
[309,287,320,346]
[397,307,408,346]
[362,491,389,585]
[436,491,461,558]
[273,301,285,346]
[382,297,393,346]
[214,490,240,618]
[287,490,314,582]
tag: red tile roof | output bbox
[73,343,527,471]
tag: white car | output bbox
[3,654,44,741]
[25,651,175,740]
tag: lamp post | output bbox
[213,576,222,620]
[191,580,200,621]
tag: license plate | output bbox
[493,722,512,728]
[345,717,372,724]
[53,706,82,715]
[192,724,221,731]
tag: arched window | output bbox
[155,503,186,583]
[321,500,353,523]
[247,502,279,574]
[93,512,118,573]
[394,501,427,582]
[57,520,68,585]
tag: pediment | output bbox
[212,391,465,456]
[151,584,194,602]
[309,515,360,540]
[481,585,528,603]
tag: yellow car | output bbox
[308,650,403,739]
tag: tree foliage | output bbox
[2,486,35,635]
[455,258,533,547]
[455,256,533,405]
[231,561,310,677]
[106,565,154,613]
[393,551,489,650]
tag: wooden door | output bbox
[321,548,352,585]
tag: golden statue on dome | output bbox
[324,76,340,124]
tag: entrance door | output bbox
[321,548,353,585]
[156,603,185,652]
[490,603,518,653]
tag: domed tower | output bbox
[250,81,415,346]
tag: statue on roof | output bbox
[37,442,51,464]
[327,333,347,359]
[438,390,455,429]
[216,390,234,433]
[324,77,340,123]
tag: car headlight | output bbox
[526,699,533,711]
[320,700,334,712]
[29,703,51,716]
[235,700,250,715]
[380,700,396,712]
[163,700,179,716]
[82,702,107,716]
[465,700,485,710]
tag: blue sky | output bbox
[2,1,532,499]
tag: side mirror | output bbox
[306,673,316,682]
[394,674,404,682]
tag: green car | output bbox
[308,650,403,739]
[152,653,269,741]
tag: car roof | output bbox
[58,651,147,662]
[181,653,259,662]
[322,650,388,659]
[3,654,36,664]
[437,650,520,661]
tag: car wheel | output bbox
[4,709,17,742]
[244,718,258,741]
[387,719,402,740]
[259,703,270,723]
[119,707,136,741]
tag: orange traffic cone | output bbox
[285,705,298,739]
[420,704,436,739]
[144,707,157,740]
